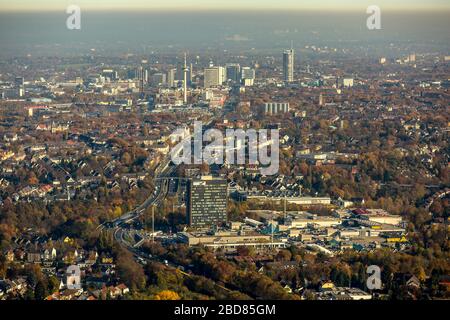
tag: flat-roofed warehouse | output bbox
[178,231,285,251]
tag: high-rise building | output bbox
[102,69,118,81]
[15,77,24,87]
[176,60,192,85]
[241,67,255,80]
[226,64,241,83]
[241,67,255,86]
[135,66,148,93]
[204,66,224,88]
[167,68,177,87]
[135,66,148,84]
[186,176,228,228]
[176,62,184,81]
[151,73,166,86]
[283,48,295,82]
[127,69,135,80]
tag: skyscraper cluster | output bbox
[203,63,255,88]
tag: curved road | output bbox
[104,111,233,295]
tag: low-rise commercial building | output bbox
[178,231,285,251]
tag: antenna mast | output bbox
[183,52,188,104]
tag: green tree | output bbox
[34,280,47,300]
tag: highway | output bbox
[96,156,173,233]
[103,106,233,295]
[112,225,232,294]
[424,187,450,210]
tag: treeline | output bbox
[141,243,298,300]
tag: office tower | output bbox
[186,176,228,228]
[204,67,218,88]
[241,67,255,86]
[241,67,255,80]
[151,73,166,86]
[127,69,135,80]
[264,102,290,115]
[175,61,184,81]
[14,77,25,98]
[135,66,148,84]
[15,77,24,87]
[204,66,224,88]
[219,66,225,84]
[17,87,24,98]
[167,68,177,87]
[135,66,148,93]
[176,61,192,85]
[226,64,241,83]
[283,48,295,82]
[102,69,118,81]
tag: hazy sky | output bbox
[1,0,449,11]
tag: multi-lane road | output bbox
[102,108,234,294]
[96,156,173,234]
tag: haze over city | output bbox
[0,7,449,57]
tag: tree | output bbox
[47,276,60,294]
[24,288,35,300]
[27,172,39,185]
[276,250,292,262]
[237,246,255,257]
[200,163,210,175]
[121,152,132,166]
[113,206,123,218]
[115,247,146,290]
[34,280,47,300]
[154,290,181,300]
[430,200,444,218]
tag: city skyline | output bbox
[1,0,450,11]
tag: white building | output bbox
[343,78,354,87]
[264,102,290,114]
[204,66,225,88]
